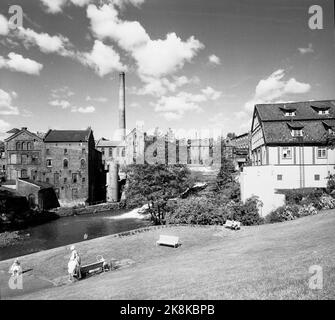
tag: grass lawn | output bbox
[1,210,335,299]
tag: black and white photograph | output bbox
[0,0,334,303]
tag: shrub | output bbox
[165,196,230,225]
[265,205,300,223]
[283,188,323,205]
[326,174,335,193]
[229,196,264,226]
[296,204,318,217]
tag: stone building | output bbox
[43,128,106,206]
[4,127,44,181]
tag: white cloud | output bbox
[80,40,127,77]
[0,14,9,36]
[298,43,314,55]
[133,33,204,78]
[208,54,221,65]
[0,52,43,75]
[201,86,222,100]
[87,4,203,79]
[17,27,73,56]
[40,0,92,13]
[0,119,11,138]
[135,75,199,96]
[72,106,96,113]
[244,69,311,112]
[49,99,71,109]
[0,89,19,115]
[86,95,108,102]
[51,86,75,99]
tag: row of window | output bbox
[46,158,86,169]
[284,109,329,117]
[46,148,86,155]
[26,170,86,184]
[282,147,327,159]
[100,147,125,157]
[277,174,321,181]
[15,142,34,151]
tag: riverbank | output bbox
[1,209,335,299]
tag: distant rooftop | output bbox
[44,129,91,143]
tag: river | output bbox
[0,210,151,261]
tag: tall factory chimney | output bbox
[118,71,126,141]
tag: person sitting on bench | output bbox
[68,245,81,281]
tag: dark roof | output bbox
[254,100,335,145]
[262,121,331,145]
[255,100,335,121]
[44,129,91,142]
[5,128,42,142]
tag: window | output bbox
[54,173,60,184]
[16,142,21,150]
[285,111,296,116]
[46,159,52,167]
[277,174,283,181]
[10,154,17,164]
[64,148,68,155]
[314,174,320,181]
[109,148,113,157]
[31,156,38,164]
[82,148,86,154]
[64,177,67,184]
[72,188,78,200]
[27,142,32,150]
[292,129,303,137]
[72,173,78,183]
[317,147,327,159]
[82,177,86,183]
[46,177,50,183]
[46,148,50,155]
[318,110,329,115]
[21,169,27,178]
[102,148,105,156]
[121,147,125,157]
[282,147,292,159]
[63,159,69,169]
[22,142,27,150]
[80,159,86,169]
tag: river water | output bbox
[0,210,151,261]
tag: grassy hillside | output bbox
[1,210,335,300]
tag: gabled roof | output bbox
[253,100,335,146]
[255,100,335,121]
[44,129,92,142]
[5,128,42,142]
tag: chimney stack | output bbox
[118,72,126,141]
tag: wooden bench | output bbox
[156,235,180,248]
[224,220,241,230]
[79,255,111,279]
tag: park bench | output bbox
[156,235,180,248]
[79,255,111,279]
[224,220,241,230]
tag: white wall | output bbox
[240,166,285,217]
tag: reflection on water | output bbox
[0,211,150,261]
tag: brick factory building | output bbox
[43,128,106,206]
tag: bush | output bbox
[229,196,264,226]
[318,195,335,210]
[283,188,323,206]
[265,205,297,223]
[296,204,318,217]
[165,196,230,225]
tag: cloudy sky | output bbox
[0,0,334,140]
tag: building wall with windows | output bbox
[242,100,335,215]
[4,128,44,181]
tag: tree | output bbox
[124,164,193,225]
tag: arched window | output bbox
[22,142,27,150]
[80,159,86,169]
[16,142,21,150]
[63,159,69,169]
[27,142,32,150]
[121,147,125,157]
